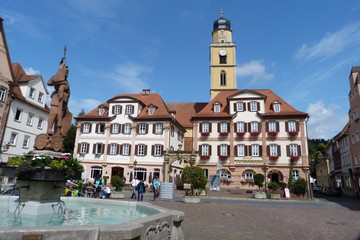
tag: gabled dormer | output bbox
[213,101,222,113]
[228,90,267,114]
[147,104,157,115]
[271,100,282,113]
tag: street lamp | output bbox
[261,164,268,194]
[133,160,137,178]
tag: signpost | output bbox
[210,162,222,191]
[160,182,174,199]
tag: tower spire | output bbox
[220,9,223,17]
[63,45,67,59]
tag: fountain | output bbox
[0,53,184,239]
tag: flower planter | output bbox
[252,192,267,199]
[219,132,228,136]
[290,155,300,161]
[267,131,278,136]
[110,191,125,199]
[219,156,228,161]
[250,131,261,136]
[182,196,201,204]
[269,193,281,199]
[201,132,210,136]
[269,156,279,160]
[200,156,210,160]
[236,132,245,136]
[288,131,298,136]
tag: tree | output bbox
[292,178,307,196]
[254,174,264,191]
[181,166,207,190]
[268,181,280,193]
[62,109,86,154]
[111,176,125,191]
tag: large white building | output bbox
[0,63,49,163]
[74,14,310,190]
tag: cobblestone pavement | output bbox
[124,190,360,240]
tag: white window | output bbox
[111,124,120,134]
[90,166,103,178]
[154,145,162,156]
[250,102,258,111]
[171,125,175,136]
[268,121,277,132]
[273,103,281,112]
[125,105,134,115]
[83,123,91,133]
[94,143,103,154]
[237,145,245,157]
[28,87,35,99]
[220,122,228,133]
[245,173,254,179]
[154,123,163,134]
[148,107,155,115]
[14,109,22,122]
[288,121,297,132]
[220,145,228,156]
[123,124,131,134]
[122,144,130,156]
[236,102,244,111]
[250,122,259,132]
[0,87,6,102]
[137,144,146,156]
[293,170,299,180]
[27,113,34,126]
[202,122,210,133]
[99,107,105,115]
[97,123,105,134]
[9,132,18,145]
[251,145,259,157]
[138,123,147,134]
[236,122,245,132]
[214,104,221,113]
[22,135,30,148]
[269,144,278,156]
[38,92,44,103]
[113,105,121,114]
[289,144,298,156]
[109,144,117,155]
[37,118,44,129]
[201,145,209,156]
[80,143,88,153]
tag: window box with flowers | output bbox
[200,155,210,160]
[288,131,298,136]
[219,156,228,161]
[219,132,228,136]
[221,178,232,184]
[269,155,279,160]
[267,131,278,136]
[290,155,300,161]
[201,132,210,136]
[236,132,246,136]
[250,131,261,136]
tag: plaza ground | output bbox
[122,189,360,240]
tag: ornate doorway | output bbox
[163,149,197,182]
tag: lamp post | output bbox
[261,164,268,194]
[133,159,137,178]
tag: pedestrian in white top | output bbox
[131,176,139,199]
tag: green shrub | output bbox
[268,181,280,192]
[292,178,307,195]
[181,166,207,190]
[111,176,125,191]
[254,174,264,191]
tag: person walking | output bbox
[137,180,146,201]
[152,176,160,201]
[130,176,139,199]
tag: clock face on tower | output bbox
[219,49,227,56]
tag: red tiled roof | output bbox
[166,102,207,127]
[12,63,39,83]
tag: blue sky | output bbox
[2,0,360,140]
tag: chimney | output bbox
[142,89,151,95]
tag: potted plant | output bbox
[268,181,280,199]
[292,178,307,198]
[110,176,125,199]
[181,166,207,203]
[252,174,266,199]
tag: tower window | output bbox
[220,70,226,86]
[220,55,227,64]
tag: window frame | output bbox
[122,144,131,156]
[9,132,18,145]
[250,101,258,112]
[220,70,226,86]
[14,109,22,122]
[28,87,36,99]
[37,92,44,103]
[26,113,34,126]
[109,143,118,155]
[22,135,30,149]
[0,87,6,102]
[123,123,132,135]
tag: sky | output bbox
[1,0,360,140]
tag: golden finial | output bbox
[220,9,223,17]
[64,45,67,59]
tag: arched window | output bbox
[134,168,147,181]
[91,166,103,178]
[220,70,226,86]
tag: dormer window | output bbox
[235,102,245,112]
[99,107,105,115]
[113,105,122,115]
[249,101,259,112]
[214,103,221,113]
[28,87,36,99]
[148,106,156,115]
[125,105,134,115]
[273,102,281,112]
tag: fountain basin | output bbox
[0,196,184,240]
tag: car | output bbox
[313,185,322,193]
[326,187,342,197]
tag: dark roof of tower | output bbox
[213,16,231,32]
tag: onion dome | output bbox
[213,10,231,31]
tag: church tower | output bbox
[210,11,237,99]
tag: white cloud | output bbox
[236,60,274,84]
[24,67,40,75]
[107,62,152,93]
[68,98,102,116]
[294,23,360,60]
[306,101,348,139]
